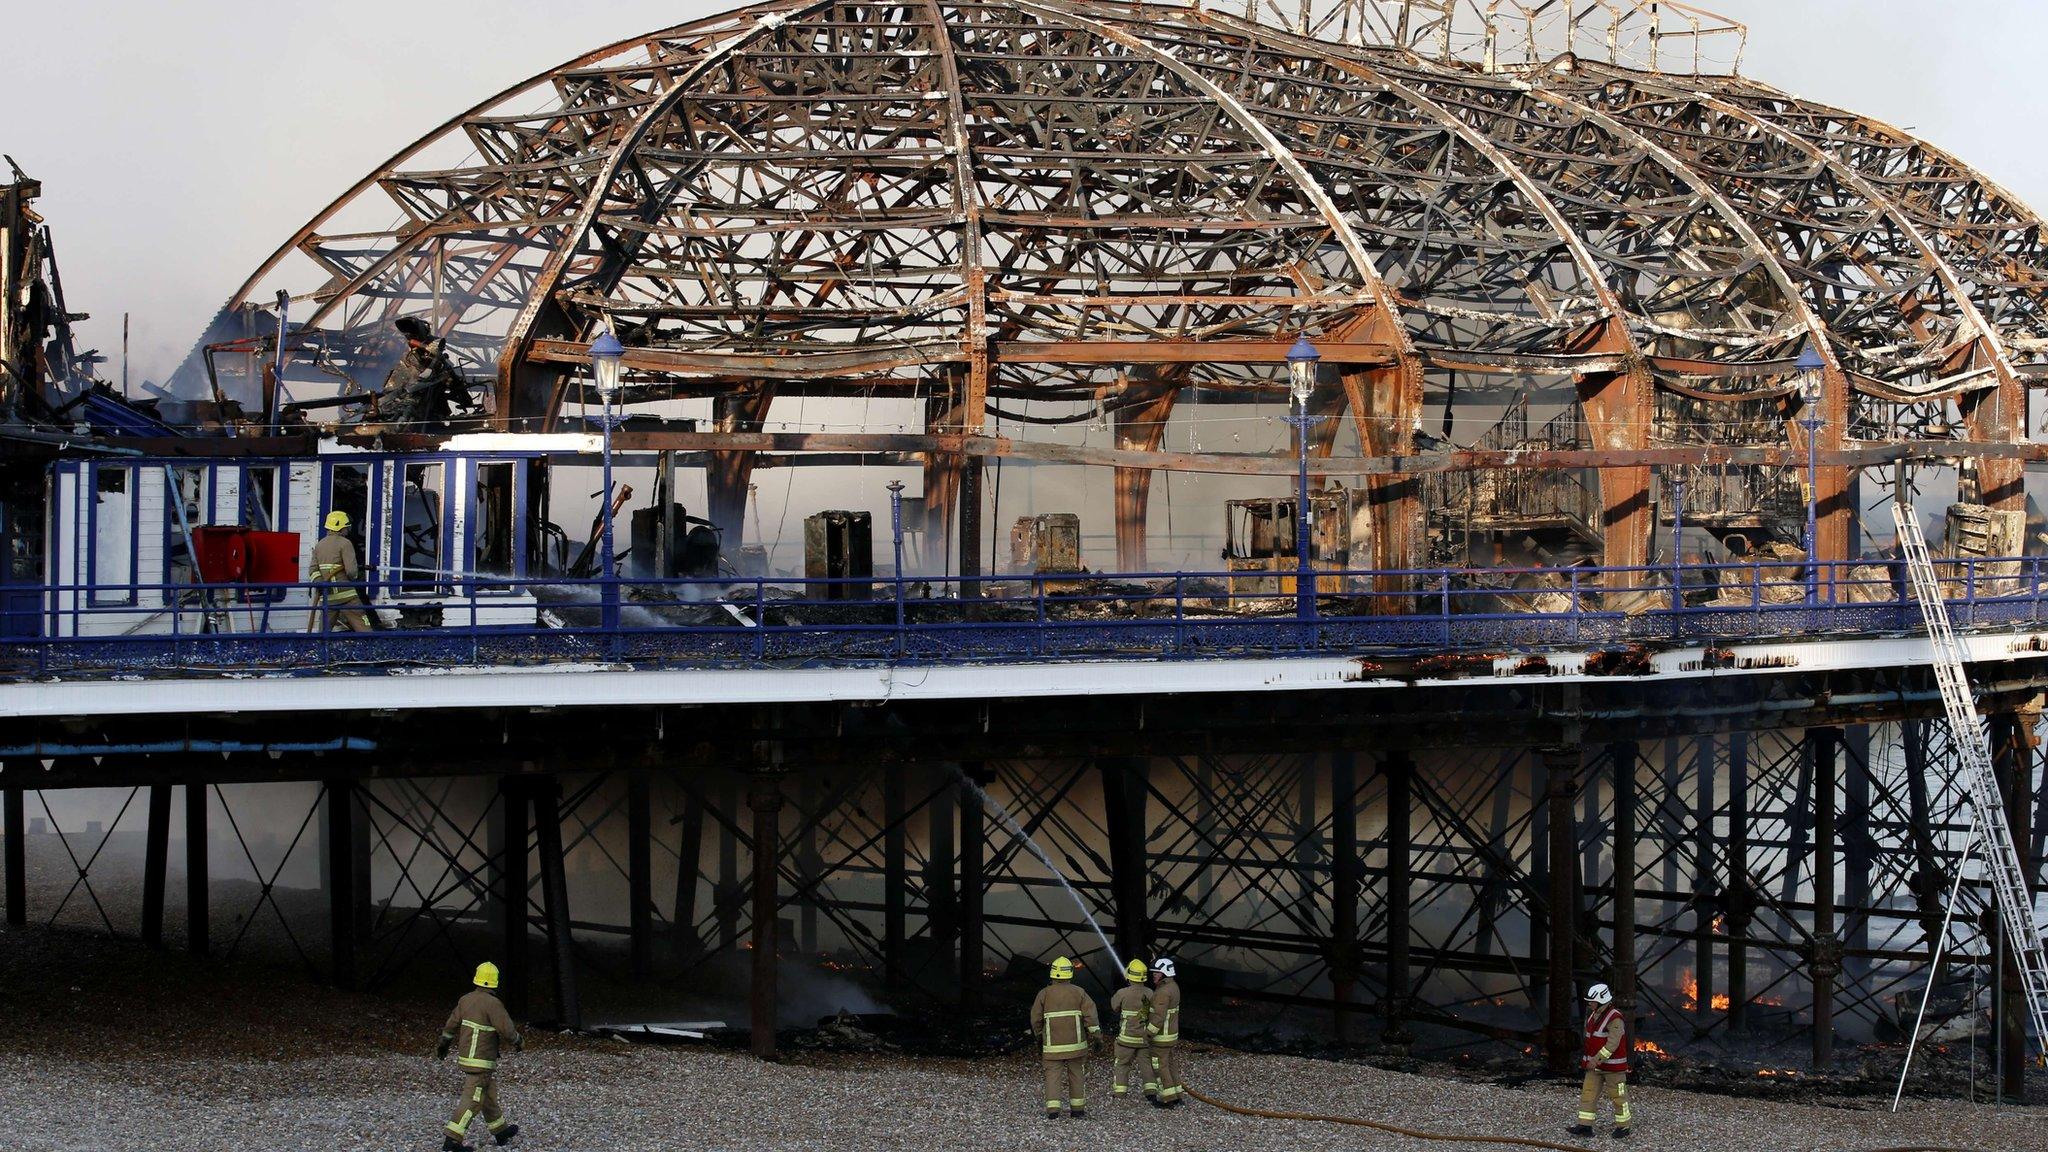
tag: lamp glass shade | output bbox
[1285,332,1320,404]
[589,330,625,400]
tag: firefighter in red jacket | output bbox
[1569,982,1633,1139]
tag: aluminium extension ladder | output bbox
[1891,499,2048,1058]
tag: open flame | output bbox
[1757,1068,1801,1078]
[1678,969,1732,1012]
[1635,1039,1669,1059]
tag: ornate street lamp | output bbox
[589,329,625,632]
[1286,333,1321,622]
[1795,342,1826,603]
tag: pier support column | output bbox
[1993,709,2036,1100]
[960,764,987,1011]
[534,778,581,1031]
[748,772,786,1060]
[1809,727,1840,1070]
[717,776,741,951]
[628,772,653,979]
[1543,746,1581,1076]
[1694,736,1717,1030]
[673,786,704,962]
[1382,750,1414,1048]
[883,766,907,988]
[185,779,208,957]
[325,779,358,990]
[141,784,172,949]
[1330,752,1361,1044]
[926,768,957,971]
[5,785,25,928]
[1101,757,1150,965]
[1610,743,1637,1022]
[1726,733,1751,1033]
[499,778,530,1018]
[1842,725,1874,987]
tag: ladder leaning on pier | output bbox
[1891,499,2048,1060]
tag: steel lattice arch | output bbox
[200,0,2048,578]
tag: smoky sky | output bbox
[5,0,2044,388]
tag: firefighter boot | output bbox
[492,1123,521,1145]
[442,1137,471,1152]
[1611,1127,1632,1140]
[1566,1125,1595,1138]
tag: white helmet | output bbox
[1153,956,1177,978]
[1585,983,1613,1006]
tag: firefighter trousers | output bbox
[1150,1043,1183,1101]
[1578,1070,1630,1126]
[1112,1042,1155,1096]
[1041,1054,1088,1113]
[447,1072,512,1139]
[311,592,372,633]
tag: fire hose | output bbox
[1184,1085,2001,1152]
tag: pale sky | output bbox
[7,0,2045,388]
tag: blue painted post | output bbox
[888,480,906,656]
[1670,475,1686,639]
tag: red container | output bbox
[244,530,302,585]
[191,526,248,583]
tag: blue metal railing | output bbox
[2,556,2043,680]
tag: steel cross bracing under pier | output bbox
[3,720,2040,1090]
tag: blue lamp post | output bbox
[1795,342,1826,603]
[1286,333,1321,622]
[589,329,625,633]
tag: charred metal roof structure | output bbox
[205,0,2048,576]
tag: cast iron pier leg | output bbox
[749,773,785,1060]
[1101,757,1150,966]
[1993,711,2035,1100]
[141,784,171,948]
[1544,746,1580,1076]
[1695,735,1717,1029]
[884,766,906,988]
[1810,727,1839,1070]
[1727,733,1750,1033]
[673,786,704,962]
[5,785,25,928]
[1330,752,1360,1044]
[1611,743,1637,1022]
[1383,750,1414,1048]
[500,777,530,1018]
[960,763,986,1010]
[185,780,208,957]
[628,772,653,979]
[325,779,357,989]
[534,778,580,1030]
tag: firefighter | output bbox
[438,961,523,1150]
[373,316,464,427]
[308,510,372,632]
[1147,955,1184,1107]
[1028,956,1102,1119]
[1108,957,1156,1100]
[1570,982,1633,1139]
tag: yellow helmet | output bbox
[1049,956,1075,981]
[473,961,500,989]
[324,510,351,532]
[1125,958,1149,983]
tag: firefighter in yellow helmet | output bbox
[1108,957,1157,1100]
[1147,955,1185,1107]
[437,961,523,1150]
[1569,982,1633,1140]
[308,510,372,633]
[1027,956,1102,1119]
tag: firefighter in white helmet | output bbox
[1147,956,1184,1107]
[1028,956,1102,1119]
[1108,958,1156,1100]
[1569,983,1633,1139]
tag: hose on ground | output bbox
[1184,1086,1999,1152]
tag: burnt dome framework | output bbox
[224,0,2048,573]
